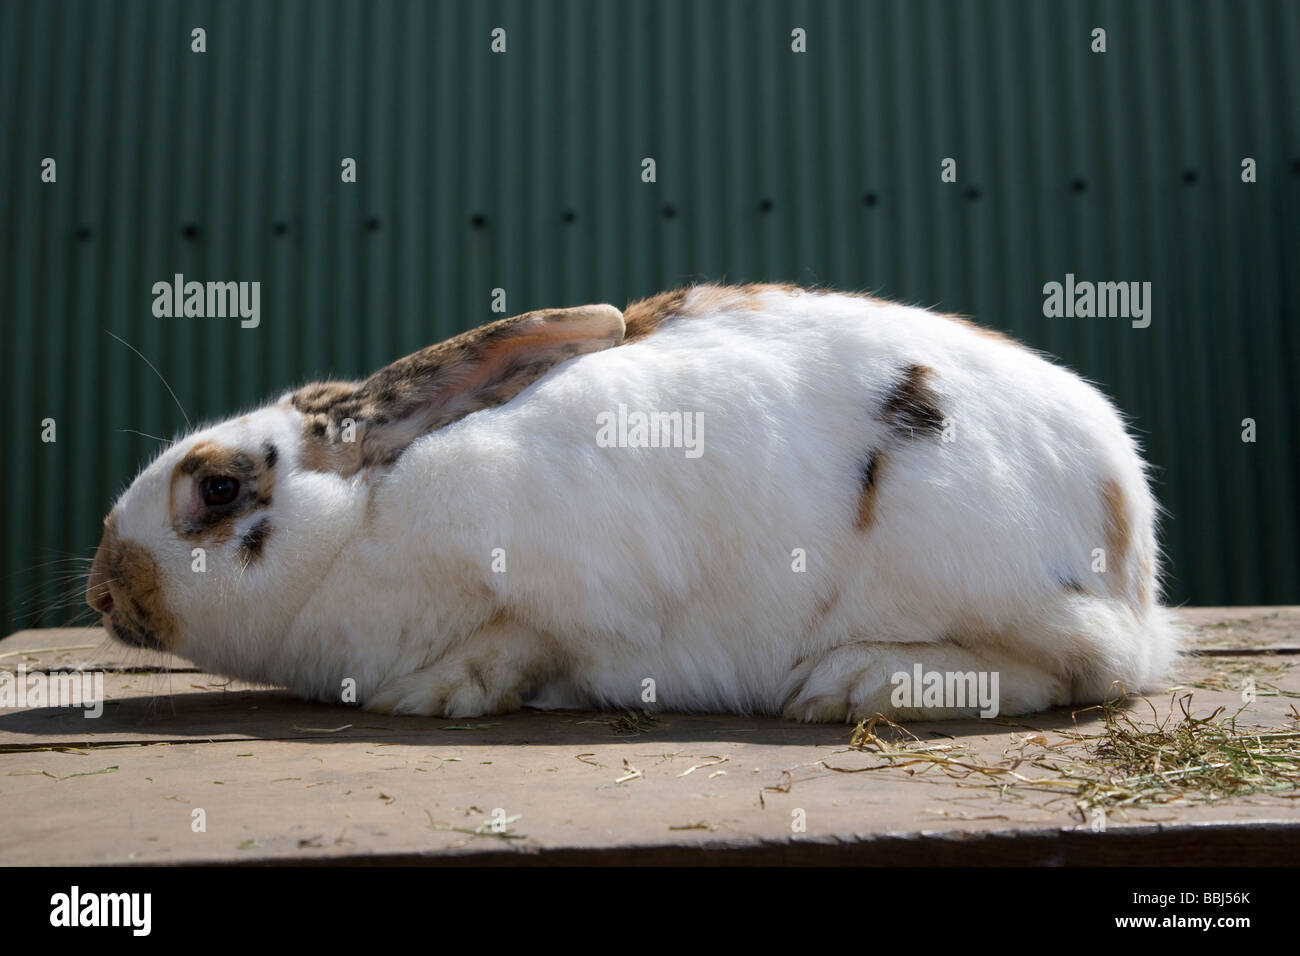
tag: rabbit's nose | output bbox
[86,561,115,615]
[89,587,114,615]
[86,512,118,616]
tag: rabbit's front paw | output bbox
[366,665,523,718]
[367,618,563,717]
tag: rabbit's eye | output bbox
[200,475,241,507]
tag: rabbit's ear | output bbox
[293,304,625,473]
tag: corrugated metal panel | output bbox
[1,0,1297,632]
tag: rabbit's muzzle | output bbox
[86,513,180,652]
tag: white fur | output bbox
[106,287,1179,721]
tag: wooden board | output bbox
[2,609,1298,865]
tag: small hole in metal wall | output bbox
[758,198,774,213]
[1181,169,1199,185]
[863,192,879,207]
[561,210,576,224]
[1291,158,1299,174]
[365,216,381,232]
[75,226,93,241]
[273,221,288,236]
[181,223,201,240]
[1071,178,1088,194]
[661,203,677,219]
[963,185,982,201]
[470,213,487,229]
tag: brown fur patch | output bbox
[292,381,361,415]
[86,513,180,651]
[170,439,276,544]
[880,364,945,439]
[1100,478,1130,591]
[622,282,809,342]
[296,414,366,475]
[856,448,887,530]
[623,288,690,342]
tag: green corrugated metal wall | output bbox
[2,0,1297,632]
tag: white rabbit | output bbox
[87,283,1179,721]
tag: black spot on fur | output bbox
[859,448,881,492]
[1059,575,1089,595]
[263,442,278,470]
[881,364,945,438]
[239,518,272,565]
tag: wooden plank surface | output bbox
[2,608,1298,865]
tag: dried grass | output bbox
[840,693,1300,819]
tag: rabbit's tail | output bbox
[1028,596,1183,702]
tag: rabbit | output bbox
[86,283,1179,722]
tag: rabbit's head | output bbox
[85,304,625,669]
